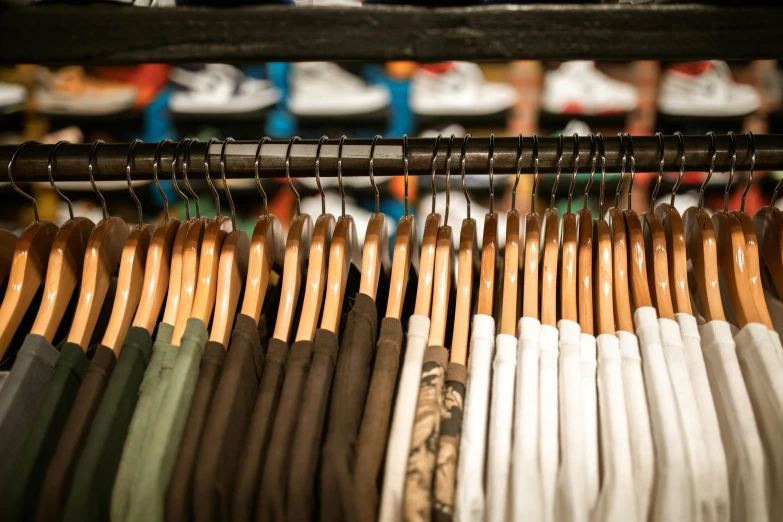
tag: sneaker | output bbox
[169,64,281,114]
[0,82,26,111]
[410,62,517,116]
[35,67,137,115]
[288,62,390,116]
[658,61,760,117]
[541,61,638,115]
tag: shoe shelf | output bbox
[0,3,781,64]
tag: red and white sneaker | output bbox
[541,61,638,115]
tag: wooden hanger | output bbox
[500,135,523,337]
[413,135,443,319]
[522,134,542,320]
[242,137,285,326]
[576,134,598,335]
[478,134,498,318]
[591,134,616,335]
[133,140,181,334]
[273,137,313,342]
[31,141,94,342]
[427,225,454,348]
[359,136,391,301]
[607,137,633,333]
[540,136,563,328]
[385,135,419,321]
[0,230,17,285]
[559,134,579,324]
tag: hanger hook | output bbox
[430,134,441,215]
[651,132,664,209]
[724,131,736,212]
[369,134,382,215]
[568,133,579,213]
[615,133,627,210]
[254,137,271,217]
[171,139,192,220]
[461,134,472,221]
[488,133,496,214]
[701,131,717,211]
[625,133,636,211]
[337,135,346,217]
[742,131,755,213]
[597,133,606,218]
[126,139,144,228]
[153,139,171,222]
[550,134,564,210]
[771,135,783,204]
[285,136,302,216]
[584,133,596,210]
[8,141,40,223]
[47,140,74,220]
[512,133,523,210]
[315,135,328,216]
[203,138,221,217]
[672,132,685,207]
[444,134,455,227]
[532,133,539,214]
[220,137,237,231]
[88,140,108,221]
[182,138,201,219]
[402,134,410,217]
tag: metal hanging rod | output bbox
[1,135,782,183]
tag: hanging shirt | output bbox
[124,318,208,522]
[454,314,495,522]
[63,326,154,522]
[539,323,559,522]
[511,316,543,522]
[37,344,117,522]
[0,371,9,392]
[592,333,636,522]
[1,342,91,521]
[111,323,175,522]
[353,316,406,522]
[165,340,226,522]
[193,316,270,522]
[555,319,587,522]
[433,360,467,522]
[675,313,729,522]
[379,314,431,522]
[616,330,654,522]
[658,316,712,522]
[699,320,768,521]
[763,288,783,362]
[733,322,783,521]
[579,332,598,514]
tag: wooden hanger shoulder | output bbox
[30,217,93,341]
[654,203,692,315]
[295,213,335,343]
[623,209,652,310]
[593,219,614,335]
[522,212,541,320]
[477,212,498,317]
[754,206,783,300]
[171,218,206,343]
[683,207,725,322]
[161,219,192,327]
[733,210,773,329]
[66,217,129,351]
[132,218,180,334]
[413,212,440,318]
[576,208,593,335]
[102,224,154,352]
[540,208,559,327]
[451,218,476,365]
[0,229,18,284]
[559,211,577,323]
[385,214,418,321]
[209,229,250,348]
[500,209,520,336]
[607,209,633,332]
[359,212,391,301]
[321,214,358,334]
[241,214,284,325]
[427,225,453,348]
[273,213,313,342]
[186,216,232,337]
[642,212,674,320]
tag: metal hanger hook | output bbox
[126,139,144,228]
[369,134,382,215]
[550,134,564,211]
[723,131,736,212]
[182,138,201,219]
[671,132,685,207]
[203,138,221,218]
[153,139,172,222]
[8,141,40,223]
[48,140,74,220]
[171,139,193,221]
[615,133,626,210]
[625,133,636,211]
[488,133,496,214]
[220,137,237,231]
[701,131,717,211]
[742,131,755,213]
[402,134,410,217]
[430,134,441,215]
[88,140,108,221]
[531,133,539,214]
[314,135,328,216]
[597,134,606,218]
[285,136,302,216]
[584,133,596,211]
[337,135,347,217]
[567,133,579,213]
[444,134,455,227]
[254,137,271,217]
[651,132,664,209]
[512,133,523,210]
[461,134,472,221]
[772,136,783,204]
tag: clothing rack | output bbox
[1,134,781,183]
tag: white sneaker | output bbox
[169,64,281,114]
[410,62,518,116]
[0,82,26,110]
[542,61,638,115]
[288,62,390,116]
[658,61,760,117]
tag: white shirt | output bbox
[486,333,518,522]
[592,333,637,522]
[761,289,783,366]
[379,314,430,522]
[512,316,544,522]
[734,322,783,522]
[539,324,560,522]
[579,333,599,514]
[617,330,654,522]
[455,314,495,522]
[659,317,712,522]
[699,320,768,522]
[675,313,730,522]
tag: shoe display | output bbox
[0,82,26,111]
[410,62,518,116]
[658,61,760,117]
[541,61,638,115]
[34,67,137,116]
[288,62,390,116]
[169,64,281,114]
